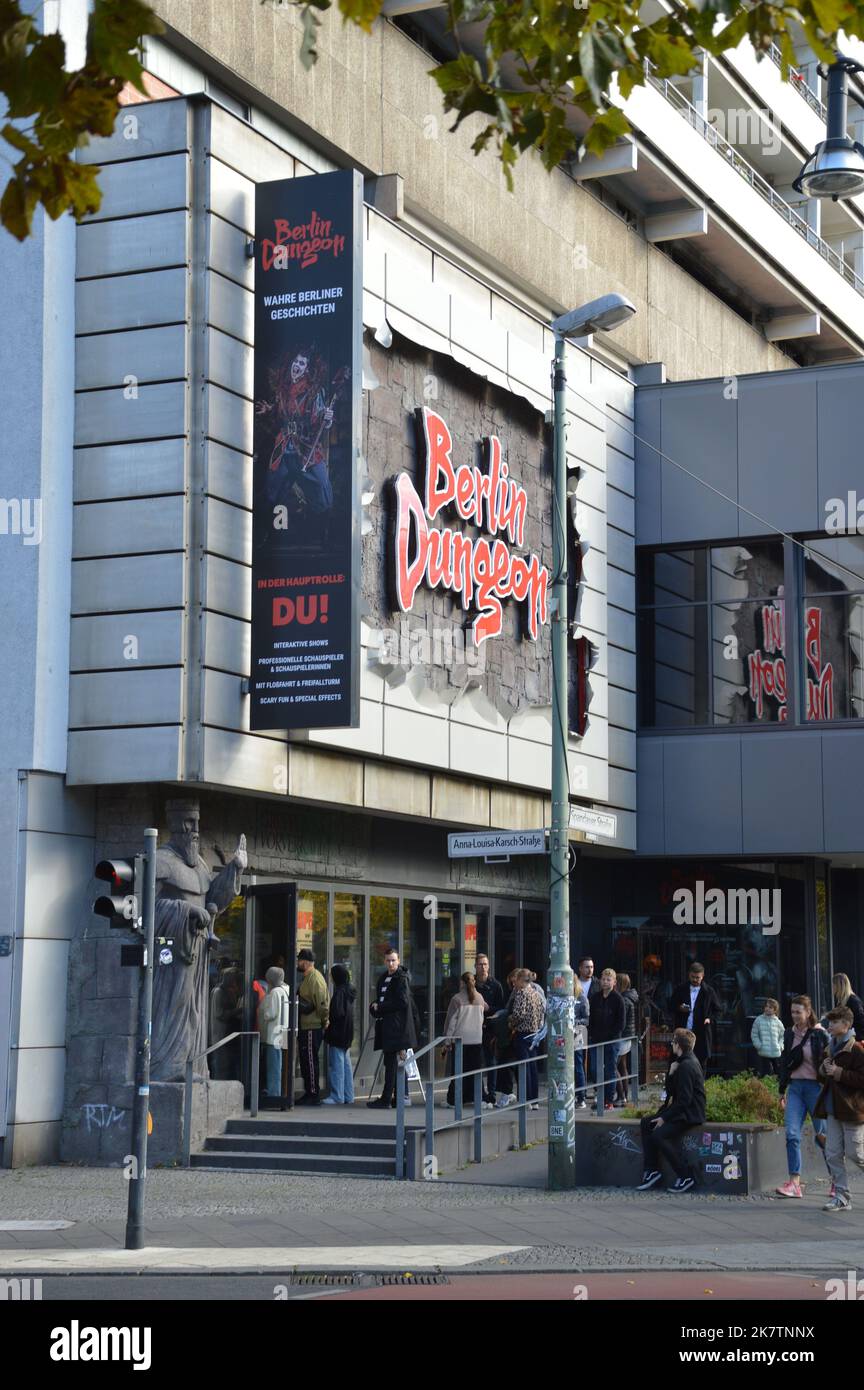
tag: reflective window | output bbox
[333,892,364,1063]
[802,539,864,721]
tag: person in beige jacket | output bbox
[442,973,490,1109]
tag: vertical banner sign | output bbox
[250,170,363,731]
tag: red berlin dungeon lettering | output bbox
[261,212,346,271]
[394,407,549,645]
[804,605,834,719]
[748,602,787,721]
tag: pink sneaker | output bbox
[776,1178,803,1199]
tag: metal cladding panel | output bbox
[208,271,253,343]
[209,214,254,288]
[203,611,250,676]
[73,497,185,558]
[74,439,186,502]
[80,153,189,222]
[202,669,283,741]
[201,726,287,793]
[77,98,190,165]
[69,668,183,727]
[206,384,252,455]
[209,326,253,398]
[75,268,187,334]
[663,736,743,856]
[659,384,739,543]
[71,554,185,614]
[209,104,296,185]
[205,441,252,510]
[205,497,251,565]
[75,326,187,390]
[77,211,189,278]
[737,375,818,536]
[67,727,182,784]
[75,383,186,446]
[816,367,864,521]
[822,730,864,852]
[70,612,184,671]
[634,389,662,546]
[740,732,824,853]
[636,738,665,854]
[203,555,251,621]
[208,157,255,233]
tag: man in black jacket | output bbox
[588,968,627,1109]
[368,950,417,1109]
[637,1028,706,1193]
[669,963,721,1070]
[475,954,505,1104]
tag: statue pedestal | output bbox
[61,1080,245,1167]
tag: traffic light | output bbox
[94,857,144,930]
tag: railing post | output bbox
[632,1036,641,1106]
[595,1044,604,1116]
[425,1066,435,1180]
[183,1056,194,1168]
[454,1039,463,1122]
[473,1068,482,1164]
[251,1034,260,1119]
[395,1056,405,1180]
[518,1059,527,1148]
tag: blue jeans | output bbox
[575,1050,586,1102]
[265,1043,283,1096]
[785,1078,827,1177]
[596,1043,620,1107]
[328,1046,354,1104]
[511,1033,539,1102]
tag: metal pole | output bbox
[518,1057,527,1148]
[454,1038,463,1122]
[251,1035,260,1119]
[548,334,575,1189]
[125,827,157,1251]
[395,1058,405,1180]
[473,1069,482,1164]
[182,1056,193,1168]
[632,1035,640,1106]
[425,1066,435,1180]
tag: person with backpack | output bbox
[323,963,356,1105]
[775,994,829,1199]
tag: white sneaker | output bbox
[482,1102,494,1111]
[575,1101,587,1110]
[495,1094,517,1109]
[529,1103,540,1111]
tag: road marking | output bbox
[0,1244,526,1273]
[0,1221,74,1231]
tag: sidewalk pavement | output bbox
[0,1155,862,1275]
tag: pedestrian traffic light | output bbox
[94,857,144,930]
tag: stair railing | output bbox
[182,1031,262,1168]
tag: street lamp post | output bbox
[546,296,635,1192]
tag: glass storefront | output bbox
[212,881,548,1099]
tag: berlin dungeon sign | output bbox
[250,171,363,731]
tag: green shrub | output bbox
[621,1072,783,1125]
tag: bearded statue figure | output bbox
[150,800,247,1082]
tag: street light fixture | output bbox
[794,57,864,201]
[546,292,635,1193]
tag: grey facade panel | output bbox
[608,766,637,811]
[206,384,252,456]
[75,383,186,447]
[660,385,739,542]
[606,523,634,574]
[662,736,743,855]
[76,268,187,335]
[740,732,824,853]
[73,497,185,559]
[203,612,250,676]
[66,727,182,784]
[69,669,184,728]
[636,738,664,854]
[75,326,187,391]
[74,440,186,503]
[737,375,817,537]
[816,368,864,522]
[203,554,250,621]
[205,497,251,565]
[208,326,253,399]
[606,645,636,691]
[71,555,185,614]
[77,212,188,279]
[78,97,190,165]
[822,730,864,851]
[205,441,252,511]
[607,685,636,730]
[80,154,189,222]
[634,389,662,545]
[608,725,636,771]
[208,270,253,345]
[70,612,184,672]
[606,563,634,613]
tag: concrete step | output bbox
[224,1118,411,1140]
[189,1150,396,1175]
[203,1134,396,1159]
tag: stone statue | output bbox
[150,800,247,1082]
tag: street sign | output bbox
[447,829,546,858]
[568,806,618,839]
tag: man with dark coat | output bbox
[475,953,505,1105]
[587,967,627,1109]
[637,1028,706,1194]
[669,962,721,1069]
[368,949,417,1109]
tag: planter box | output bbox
[573,1117,825,1195]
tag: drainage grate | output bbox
[292,1274,359,1286]
[379,1273,450,1286]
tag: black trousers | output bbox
[481,1038,498,1102]
[446,1044,484,1104]
[756,1055,779,1077]
[639,1116,691,1181]
[380,1050,410,1104]
[299,1028,323,1098]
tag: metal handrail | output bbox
[182,1030,261,1167]
[767,43,827,122]
[643,61,864,298]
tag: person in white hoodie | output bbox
[442,972,491,1109]
[258,965,291,1100]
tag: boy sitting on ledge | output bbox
[637,1027,706,1194]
